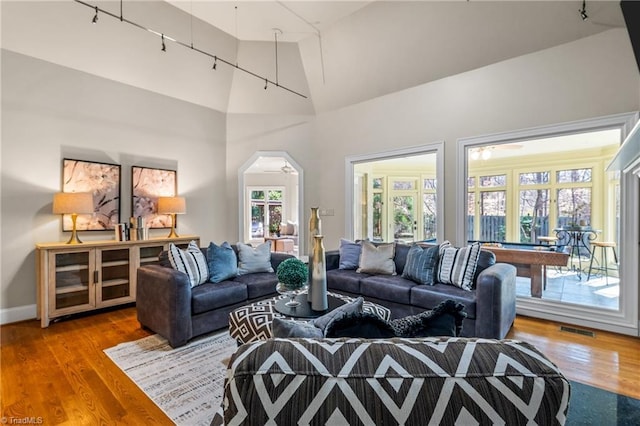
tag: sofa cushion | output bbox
[236,242,274,275]
[437,241,482,290]
[338,238,361,270]
[325,312,396,338]
[393,243,412,276]
[167,241,209,287]
[233,272,279,300]
[272,318,323,338]
[357,241,396,275]
[191,281,248,315]
[389,300,466,337]
[359,275,417,305]
[411,283,477,319]
[474,250,497,280]
[402,244,439,285]
[207,241,238,283]
[327,269,366,294]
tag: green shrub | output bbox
[276,258,308,290]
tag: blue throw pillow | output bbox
[236,242,273,275]
[338,238,361,270]
[207,241,238,283]
[402,244,439,285]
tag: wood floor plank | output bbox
[1,306,638,425]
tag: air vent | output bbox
[559,325,595,337]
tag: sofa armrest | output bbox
[474,263,517,339]
[136,265,193,348]
[325,250,340,271]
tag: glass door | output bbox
[390,193,417,243]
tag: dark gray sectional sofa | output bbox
[325,243,517,339]
[136,241,517,348]
[136,250,293,348]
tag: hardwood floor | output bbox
[506,315,640,400]
[1,308,639,424]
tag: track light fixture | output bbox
[579,0,588,20]
[73,0,307,98]
[92,6,98,24]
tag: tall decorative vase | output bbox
[310,235,328,311]
[307,207,321,303]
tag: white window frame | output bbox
[457,112,639,336]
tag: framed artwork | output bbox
[131,166,177,229]
[62,159,121,231]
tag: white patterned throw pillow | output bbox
[437,241,481,291]
[168,241,209,287]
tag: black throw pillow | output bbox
[325,312,396,338]
[389,300,467,338]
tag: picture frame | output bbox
[131,166,177,229]
[62,158,121,231]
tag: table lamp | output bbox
[52,192,94,244]
[157,196,186,238]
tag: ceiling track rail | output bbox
[73,0,308,99]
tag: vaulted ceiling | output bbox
[2,1,629,114]
[169,0,627,112]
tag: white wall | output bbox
[1,50,227,321]
[310,29,640,250]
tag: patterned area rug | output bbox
[104,330,237,426]
[105,331,640,426]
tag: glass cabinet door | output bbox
[50,250,95,312]
[97,247,134,304]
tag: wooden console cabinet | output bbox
[36,236,199,327]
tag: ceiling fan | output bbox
[469,144,522,160]
[264,159,295,174]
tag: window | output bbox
[249,188,283,238]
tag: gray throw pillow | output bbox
[236,242,274,275]
[338,238,361,270]
[312,297,364,335]
[357,241,396,275]
[402,244,439,285]
[271,318,323,338]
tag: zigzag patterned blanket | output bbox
[222,337,570,425]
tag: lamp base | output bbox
[65,214,83,244]
[166,213,179,238]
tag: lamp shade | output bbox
[52,192,94,214]
[157,196,186,214]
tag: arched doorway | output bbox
[238,152,303,255]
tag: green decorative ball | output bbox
[276,258,308,290]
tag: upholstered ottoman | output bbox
[221,337,570,425]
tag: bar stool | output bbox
[538,236,558,248]
[587,241,618,285]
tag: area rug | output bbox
[106,332,640,426]
[104,330,237,426]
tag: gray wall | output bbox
[1,50,227,318]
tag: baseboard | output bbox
[0,304,37,325]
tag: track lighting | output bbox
[579,0,588,20]
[73,0,307,98]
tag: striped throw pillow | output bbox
[437,241,481,291]
[402,244,439,285]
[168,241,209,287]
